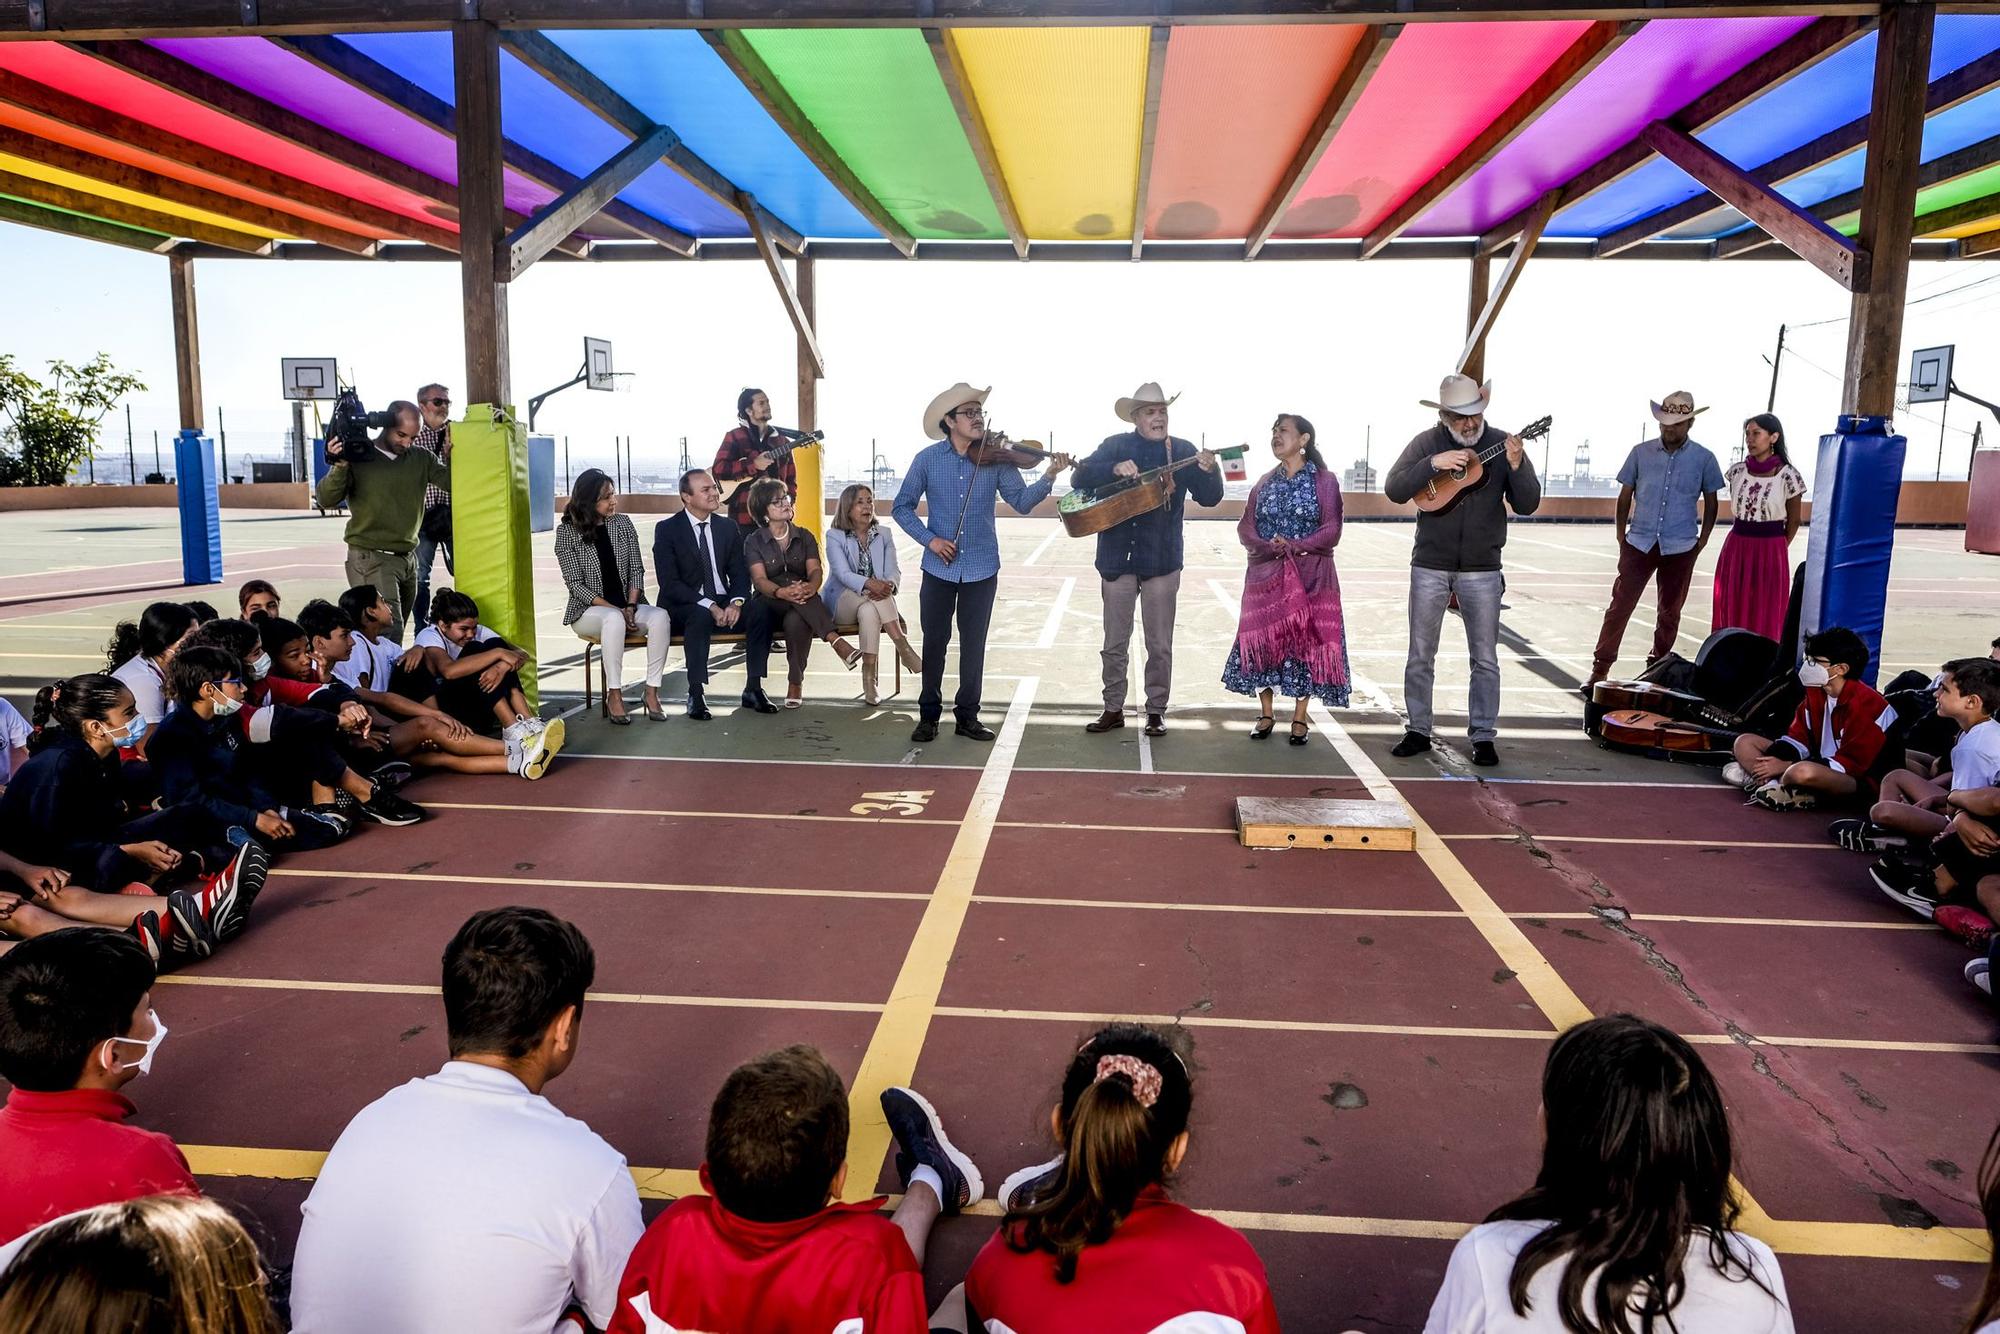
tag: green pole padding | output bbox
[451,406,539,707]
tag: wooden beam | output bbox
[1131,24,1171,260]
[1916,189,2000,235]
[0,166,271,252]
[0,193,174,251]
[1362,19,1629,259]
[1458,191,1554,376]
[0,123,380,253]
[1723,129,2000,257]
[926,26,1029,260]
[0,69,460,249]
[1640,120,1864,288]
[1963,226,2000,258]
[168,250,202,431]
[1246,24,1397,259]
[498,29,801,255]
[746,192,825,379]
[505,123,675,278]
[701,29,915,258]
[797,252,819,432]
[1597,41,2000,256]
[1479,14,1871,254]
[1843,2,1936,417]
[453,19,510,408]
[273,34,671,255]
[1460,250,1493,383]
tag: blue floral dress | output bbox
[1221,464,1351,707]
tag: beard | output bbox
[1447,420,1483,447]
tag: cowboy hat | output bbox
[1650,390,1708,425]
[1418,374,1492,415]
[923,382,991,437]
[1115,382,1180,423]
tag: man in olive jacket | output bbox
[314,401,449,644]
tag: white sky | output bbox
[3,224,1996,491]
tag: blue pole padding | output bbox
[1800,415,1906,686]
[173,428,223,586]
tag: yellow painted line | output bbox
[841,676,1040,1201]
[0,651,101,661]
[421,801,961,828]
[181,1145,705,1202]
[993,819,1236,835]
[154,973,884,1014]
[934,1005,1553,1041]
[1442,834,1840,851]
[270,867,928,903]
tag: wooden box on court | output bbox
[1235,797,1415,852]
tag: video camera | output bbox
[323,388,394,464]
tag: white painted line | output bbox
[1036,576,1076,649]
[1022,528,1062,567]
[1138,728,1154,774]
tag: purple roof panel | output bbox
[1408,16,1816,237]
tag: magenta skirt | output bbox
[1712,525,1790,640]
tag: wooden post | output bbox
[1461,252,1492,384]
[168,250,202,431]
[452,19,510,409]
[1843,2,1935,417]
[796,254,818,433]
[794,253,823,538]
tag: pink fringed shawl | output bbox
[1234,466,1349,686]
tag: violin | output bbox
[965,433,1054,468]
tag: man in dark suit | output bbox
[654,469,777,719]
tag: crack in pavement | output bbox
[1176,933,1215,1021]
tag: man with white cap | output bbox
[892,383,1072,744]
[1384,374,1538,767]
[1588,390,1724,687]
[1071,383,1222,737]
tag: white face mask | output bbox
[247,653,271,680]
[209,687,243,717]
[105,1011,168,1076]
[1798,661,1832,689]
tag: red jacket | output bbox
[967,1186,1281,1333]
[608,1170,927,1334]
[1783,678,1896,780]
[0,1088,198,1243]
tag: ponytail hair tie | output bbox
[1093,1054,1163,1109]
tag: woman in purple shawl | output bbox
[1222,414,1351,744]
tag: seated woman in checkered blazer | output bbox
[554,470,671,724]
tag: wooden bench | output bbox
[578,625,902,708]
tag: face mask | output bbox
[1798,662,1831,689]
[106,1011,168,1076]
[111,716,147,749]
[210,689,243,717]
[247,653,271,681]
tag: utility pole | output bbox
[217,405,228,482]
[125,403,135,483]
[152,430,161,479]
[1766,323,1786,412]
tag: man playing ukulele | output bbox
[1383,374,1539,768]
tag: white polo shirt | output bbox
[1950,718,2000,791]
[289,1061,644,1334]
[331,632,402,692]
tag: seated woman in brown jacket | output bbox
[742,478,859,708]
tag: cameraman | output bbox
[314,399,448,643]
[411,382,453,634]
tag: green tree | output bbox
[0,353,146,487]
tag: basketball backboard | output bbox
[585,337,615,391]
[1909,345,1953,404]
[281,357,339,401]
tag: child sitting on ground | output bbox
[334,585,437,704]
[1870,784,2000,927]
[964,1022,1278,1332]
[609,1046,977,1334]
[299,600,553,781]
[1831,657,2000,853]
[1423,1013,1792,1333]
[1724,627,1896,812]
[238,579,281,623]
[417,590,562,760]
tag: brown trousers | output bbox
[1592,540,1698,681]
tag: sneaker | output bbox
[298,805,354,839]
[996,1155,1064,1213]
[1827,818,1900,853]
[1470,741,1499,767]
[1749,782,1817,812]
[1967,955,1993,996]
[879,1086,984,1215]
[1721,761,1755,790]
[355,790,427,827]
[127,910,163,963]
[209,841,270,942]
[521,740,555,781]
[1870,858,1943,920]
[166,889,220,958]
[368,759,415,790]
[521,718,565,773]
[538,717,564,756]
[1389,730,1432,758]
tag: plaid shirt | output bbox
[412,420,450,511]
[713,425,794,529]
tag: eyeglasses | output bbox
[423,397,451,407]
[218,678,243,689]
[953,407,986,420]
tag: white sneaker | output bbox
[1967,956,1993,996]
[1721,761,1753,789]
[997,1155,1064,1212]
[1749,781,1816,811]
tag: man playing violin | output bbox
[1071,383,1223,738]
[1383,374,1539,768]
[892,382,1072,744]
[714,387,793,532]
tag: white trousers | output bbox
[574,603,671,691]
[832,588,904,654]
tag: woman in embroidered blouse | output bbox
[1712,414,1805,641]
[743,478,860,708]
[823,485,924,705]
[1222,414,1351,745]
[554,469,670,724]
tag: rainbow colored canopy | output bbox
[0,13,1996,258]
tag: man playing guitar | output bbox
[1383,374,1539,768]
[714,387,792,532]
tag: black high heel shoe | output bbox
[1250,715,1276,740]
[1288,720,1310,746]
[600,698,632,727]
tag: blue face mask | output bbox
[113,716,148,749]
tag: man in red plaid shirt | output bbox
[411,383,453,633]
[713,388,793,532]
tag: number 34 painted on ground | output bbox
[851,790,935,816]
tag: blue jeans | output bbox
[413,530,454,634]
[1405,567,1503,743]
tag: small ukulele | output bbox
[1412,416,1552,515]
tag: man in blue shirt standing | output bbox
[893,383,1072,744]
[1589,390,1725,686]
[1071,383,1223,737]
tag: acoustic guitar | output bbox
[1058,445,1248,539]
[716,428,822,504]
[1411,416,1552,515]
[1598,709,1733,753]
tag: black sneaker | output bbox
[1389,730,1432,758]
[210,841,270,942]
[879,1086,984,1215]
[298,805,354,839]
[356,790,427,827]
[1829,818,1903,853]
[368,759,415,790]
[127,910,163,963]
[1471,741,1499,767]
[166,889,220,958]
[1870,858,1943,920]
[996,1155,1064,1212]
[910,720,938,743]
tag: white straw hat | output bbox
[922,382,991,437]
[1418,374,1492,415]
[1115,381,1180,423]
[1650,390,1708,425]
